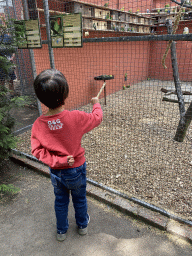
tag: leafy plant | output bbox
[0,86,32,162]
[14,21,27,48]
[0,184,20,195]
[0,86,17,161]
[0,19,31,163]
[0,23,15,78]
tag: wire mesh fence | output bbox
[0,0,39,132]
[1,0,192,220]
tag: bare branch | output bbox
[161,88,192,95]
[170,0,192,8]
[162,10,183,69]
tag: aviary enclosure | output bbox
[2,0,192,221]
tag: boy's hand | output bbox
[67,155,75,166]
[91,97,99,105]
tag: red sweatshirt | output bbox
[31,103,103,169]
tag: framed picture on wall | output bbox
[50,16,64,48]
[50,13,82,48]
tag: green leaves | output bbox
[0,18,30,163]
[0,124,9,133]
[0,184,20,195]
[0,84,30,161]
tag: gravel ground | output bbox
[16,80,192,220]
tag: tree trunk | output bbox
[170,41,186,125]
[174,101,192,141]
[165,20,189,142]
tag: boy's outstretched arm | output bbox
[78,97,103,134]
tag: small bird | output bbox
[183,27,189,34]
[93,23,96,30]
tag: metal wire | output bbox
[2,0,192,221]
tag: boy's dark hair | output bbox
[34,69,69,109]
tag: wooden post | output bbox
[164,19,192,141]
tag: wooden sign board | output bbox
[50,13,82,48]
[25,20,41,48]
[14,20,42,49]
[63,13,82,48]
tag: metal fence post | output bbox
[22,0,42,115]
[5,0,10,19]
[43,0,55,69]
[12,0,25,95]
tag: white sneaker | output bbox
[57,232,67,241]
[78,214,90,235]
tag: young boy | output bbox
[31,69,103,241]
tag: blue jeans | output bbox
[50,162,89,234]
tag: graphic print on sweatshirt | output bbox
[48,119,63,130]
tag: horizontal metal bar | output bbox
[83,33,192,43]
[11,33,192,48]
[87,178,192,227]
[13,124,33,136]
[11,148,44,164]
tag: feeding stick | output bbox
[97,82,106,98]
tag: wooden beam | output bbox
[161,88,192,95]
[36,8,66,15]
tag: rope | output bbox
[162,3,185,69]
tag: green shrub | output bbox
[0,184,20,195]
[0,86,17,161]
[0,85,32,162]
[0,19,31,162]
